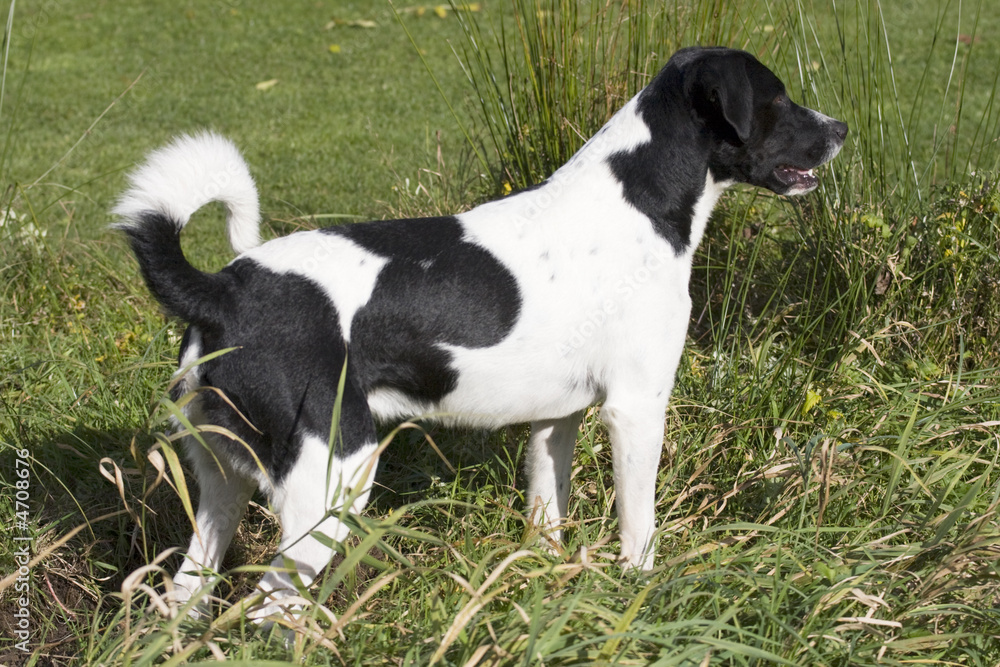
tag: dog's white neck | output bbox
[687,171,731,255]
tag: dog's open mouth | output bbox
[774,165,818,191]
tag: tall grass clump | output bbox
[451,0,783,191]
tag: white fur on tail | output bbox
[113,132,262,254]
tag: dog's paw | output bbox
[166,574,215,619]
[238,593,315,647]
[254,618,297,650]
[618,558,656,579]
[243,591,314,624]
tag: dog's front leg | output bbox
[602,400,666,571]
[525,411,584,544]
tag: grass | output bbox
[2,0,1000,664]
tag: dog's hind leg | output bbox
[172,439,256,612]
[525,411,583,545]
[250,437,379,619]
[250,379,379,620]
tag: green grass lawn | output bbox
[2,0,999,665]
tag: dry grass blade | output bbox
[430,550,538,664]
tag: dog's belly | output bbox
[365,343,599,428]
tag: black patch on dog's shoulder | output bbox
[187,261,376,482]
[325,217,522,403]
[607,66,708,254]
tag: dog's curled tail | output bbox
[112,132,259,325]
[114,131,261,253]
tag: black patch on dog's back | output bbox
[180,262,377,482]
[325,217,522,402]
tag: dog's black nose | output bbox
[832,120,848,141]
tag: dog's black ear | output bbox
[713,64,753,142]
[689,57,754,143]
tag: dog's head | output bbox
[670,47,848,195]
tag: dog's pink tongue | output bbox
[775,165,817,189]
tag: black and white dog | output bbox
[114,47,846,618]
